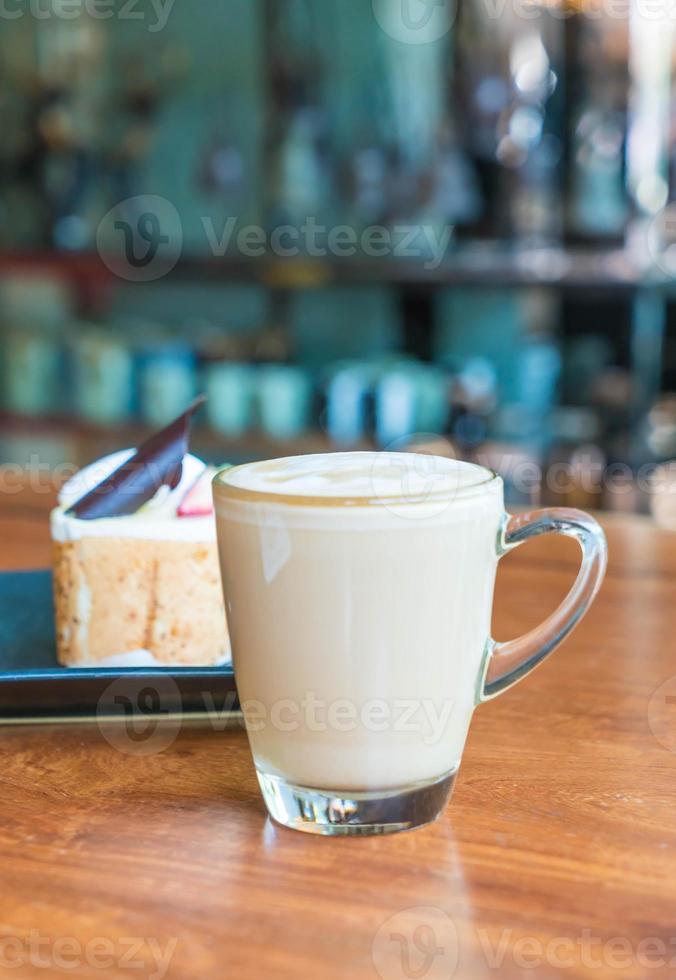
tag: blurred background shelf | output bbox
[0,411,366,469]
[0,247,666,291]
[0,406,650,517]
[0,0,674,517]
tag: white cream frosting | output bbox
[52,451,216,542]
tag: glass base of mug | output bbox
[257,767,458,836]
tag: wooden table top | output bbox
[2,486,676,979]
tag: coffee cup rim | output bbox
[213,453,500,510]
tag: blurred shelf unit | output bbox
[0,1,673,520]
[0,410,366,469]
[0,410,653,517]
[0,247,670,294]
[0,0,671,293]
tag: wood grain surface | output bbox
[1,479,676,979]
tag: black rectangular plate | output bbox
[0,571,238,721]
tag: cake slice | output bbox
[51,404,230,667]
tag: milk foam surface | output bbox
[221,452,491,501]
[216,453,500,531]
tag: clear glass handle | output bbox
[480,509,608,702]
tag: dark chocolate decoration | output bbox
[66,395,206,520]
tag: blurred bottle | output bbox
[563,13,629,244]
[375,368,418,448]
[326,362,374,446]
[4,329,63,418]
[344,137,389,230]
[449,357,497,453]
[205,362,256,438]
[199,327,256,438]
[431,120,483,232]
[489,297,563,453]
[376,11,449,234]
[258,365,313,441]
[265,1,336,230]
[454,4,565,243]
[645,395,676,461]
[0,273,72,417]
[503,22,565,245]
[275,110,332,231]
[416,365,451,435]
[199,118,246,215]
[139,342,197,428]
[375,363,451,447]
[70,327,134,426]
[517,333,562,415]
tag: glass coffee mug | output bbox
[213,453,607,836]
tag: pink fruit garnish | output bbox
[178,467,217,517]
